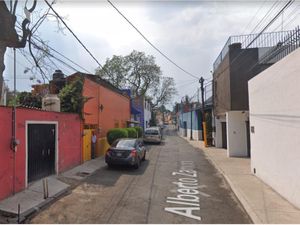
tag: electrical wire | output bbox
[241,0,268,35]
[214,0,294,80]
[107,0,200,80]
[44,0,106,74]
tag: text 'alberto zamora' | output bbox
[164,161,211,221]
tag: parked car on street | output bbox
[105,138,146,169]
[144,127,162,144]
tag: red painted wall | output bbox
[0,107,82,201]
[82,77,130,137]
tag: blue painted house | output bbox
[122,89,152,130]
[178,98,212,141]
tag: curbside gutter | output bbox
[178,134,262,224]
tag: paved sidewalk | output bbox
[184,137,300,224]
[0,157,104,222]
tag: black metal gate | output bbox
[28,124,56,183]
[221,122,227,149]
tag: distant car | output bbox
[105,138,146,169]
[144,127,162,144]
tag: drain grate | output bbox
[76,172,91,177]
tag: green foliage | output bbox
[95,50,161,97]
[107,128,128,145]
[8,91,42,107]
[133,126,143,138]
[125,127,137,138]
[59,77,85,117]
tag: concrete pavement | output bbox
[30,130,251,224]
[184,137,300,224]
[0,157,104,223]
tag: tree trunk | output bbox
[0,42,6,103]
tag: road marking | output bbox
[164,161,210,221]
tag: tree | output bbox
[96,50,161,97]
[150,76,177,108]
[7,91,42,107]
[0,0,63,103]
[95,55,127,89]
[0,0,37,101]
[59,77,86,118]
[95,50,177,107]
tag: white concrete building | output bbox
[249,47,300,208]
[144,99,151,129]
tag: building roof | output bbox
[68,72,129,99]
[213,30,293,70]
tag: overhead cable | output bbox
[107,0,200,80]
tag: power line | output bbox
[32,36,92,74]
[241,0,268,35]
[214,0,294,80]
[246,0,294,48]
[44,0,105,73]
[107,0,199,80]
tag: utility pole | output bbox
[199,77,206,143]
[190,102,193,140]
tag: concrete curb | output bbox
[1,156,106,223]
[202,150,262,224]
[179,135,262,224]
[3,187,69,224]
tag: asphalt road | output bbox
[30,127,251,224]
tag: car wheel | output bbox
[142,152,146,161]
[134,158,140,169]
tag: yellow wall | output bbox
[83,129,92,161]
[96,137,110,157]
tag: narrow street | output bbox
[30,127,251,224]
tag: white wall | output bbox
[144,100,151,129]
[215,116,226,148]
[249,48,300,209]
[179,128,202,141]
[226,111,248,157]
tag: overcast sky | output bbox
[4,0,300,108]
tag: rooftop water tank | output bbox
[42,94,60,112]
[53,70,64,80]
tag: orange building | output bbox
[67,73,131,159]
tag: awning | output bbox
[131,105,141,115]
[126,120,140,124]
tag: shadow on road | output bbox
[85,159,150,187]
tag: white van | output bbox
[144,127,162,144]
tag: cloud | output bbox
[5,0,298,108]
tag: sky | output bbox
[3,0,300,109]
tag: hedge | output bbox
[107,128,128,145]
[133,126,143,138]
[125,128,138,138]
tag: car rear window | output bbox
[145,130,159,135]
[111,139,136,148]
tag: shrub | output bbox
[125,128,138,138]
[133,126,143,138]
[107,128,128,145]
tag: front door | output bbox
[183,121,187,137]
[246,121,251,157]
[221,122,227,149]
[28,124,56,183]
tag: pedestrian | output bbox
[91,132,97,159]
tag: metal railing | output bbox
[213,30,293,70]
[259,26,300,64]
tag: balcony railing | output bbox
[213,30,293,70]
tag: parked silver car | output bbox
[144,127,162,144]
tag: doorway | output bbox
[221,122,227,149]
[27,124,56,183]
